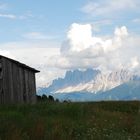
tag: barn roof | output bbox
[0,55,40,73]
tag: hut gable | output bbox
[0,55,39,104]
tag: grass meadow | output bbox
[0,101,140,140]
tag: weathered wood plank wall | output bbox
[0,58,3,104]
[0,57,37,104]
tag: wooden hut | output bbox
[0,55,39,104]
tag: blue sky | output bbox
[0,0,140,86]
[0,0,140,43]
[0,0,86,42]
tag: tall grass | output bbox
[0,101,140,140]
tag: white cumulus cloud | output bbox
[51,23,140,74]
[0,23,140,86]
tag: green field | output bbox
[0,101,140,140]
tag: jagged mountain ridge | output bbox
[37,68,99,95]
[38,68,100,94]
[53,81,140,101]
[55,69,133,93]
[37,68,137,96]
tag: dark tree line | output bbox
[36,94,59,102]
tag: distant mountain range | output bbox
[37,68,140,101]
